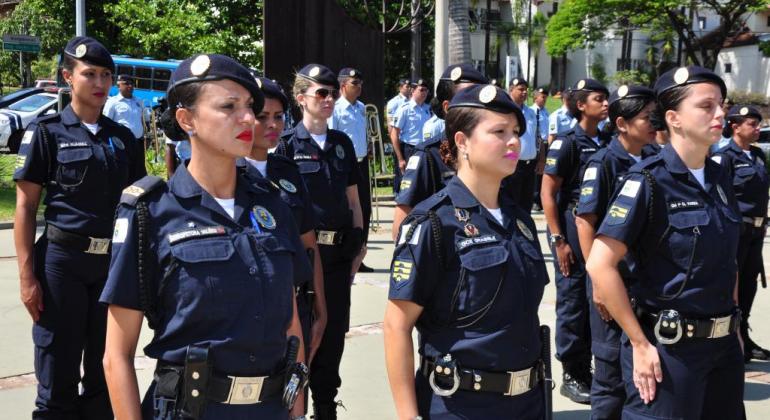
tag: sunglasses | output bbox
[306,88,340,100]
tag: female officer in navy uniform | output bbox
[275,64,363,420]
[541,78,610,403]
[574,85,657,419]
[391,64,488,240]
[240,76,327,367]
[384,84,549,419]
[587,66,743,420]
[713,104,770,363]
[101,54,308,419]
[13,36,145,418]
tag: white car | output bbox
[0,92,58,153]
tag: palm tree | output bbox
[448,0,471,64]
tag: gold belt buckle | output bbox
[226,376,265,404]
[86,237,110,254]
[504,368,532,396]
[710,315,732,338]
[317,230,336,245]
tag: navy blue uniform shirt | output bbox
[395,137,455,207]
[14,104,146,237]
[713,142,769,219]
[389,176,549,371]
[597,145,741,317]
[101,164,308,375]
[544,124,610,209]
[276,123,360,230]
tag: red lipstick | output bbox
[236,130,253,142]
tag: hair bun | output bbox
[159,107,189,141]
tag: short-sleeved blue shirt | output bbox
[713,141,769,219]
[530,104,549,142]
[548,106,576,136]
[395,137,454,207]
[329,97,367,158]
[394,100,432,146]
[422,114,445,145]
[387,94,409,127]
[596,145,741,317]
[389,176,549,371]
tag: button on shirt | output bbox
[422,114,445,145]
[530,104,549,142]
[518,104,539,161]
[394,100,432,146]
[329,97,367,158]
[714,142,770,218]
[548,105,577,136]
[103,94,145,139]
[387,94,409,127]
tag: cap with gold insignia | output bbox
[399,78,411,86]
[116,74,134,84]
[338,67,363,81]
[509,78,529,88]
[608,85,655,106]
[653,65,726,99]
[571,78,609,96]
[63,36,114,69]
[255,77,289,111]
[298,64,339,89]
[448,84,526,136]
[440,64,489,84]
[167,54,264,113]
[535,87,547,95]
[726,105,762,122]
[411,78,430,88]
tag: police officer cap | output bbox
[535,87,547,95]
[440,64,489,84]
[510,77,529,87]
[653,65,726,99]
[608,85,655,106]
[255,77,289,111]
[339,67,363,80]
[117,74,134,83]
[168,54,264,113]
[411,78,430,88]
[449,84,526,136]
[572,78,609,96]
[63,36,114,69]
[399,78,411,86]
[298,64,339,89]
[726,105,762,121]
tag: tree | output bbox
[545,0,767,70]
[448,0,471,64]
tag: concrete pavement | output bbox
[1,204,769,418]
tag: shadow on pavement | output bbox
[745,381,770,401]
[555,409,592,419]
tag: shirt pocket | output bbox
[452,245,509,327]
[254,233,296,328]
[665,209,709,268]
[734,166,756,186]
[297,160,325,189]
[56,146,93,190]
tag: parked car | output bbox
[34,79,57,89]
[0,92,58,153]
[0,87,44,109]
[758,126,770,156]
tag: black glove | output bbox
[342,227,364,255]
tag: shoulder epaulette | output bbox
[120,175,165,206]
[413,189,450,214]
[36,113,59,124]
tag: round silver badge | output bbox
[577,79,586,90]
[617,85,629,98]
[309,66,321,77]
[450,67,462,81]
[190,55,211,77]
[479,85,497,104]
[673,67,689,85]
[75,44,87,58]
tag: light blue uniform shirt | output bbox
[548,105,577,136]
[529,104,549,142]
[518,104,539,161]
[103,94,145,139]
[422,114,445,144]
[394,100,432,146]
[166,139,191,161]
[387,94,409,127]
[329,97,367,158]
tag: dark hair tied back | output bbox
[159,81,205,140]
[650,84,692,133]
[608,96,655,133]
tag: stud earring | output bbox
[186,130,196,137]
[463,152,469,160]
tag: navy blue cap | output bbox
[63,36,114,69]
[509,77,529,87]
[399,78,411,86]
[440,64,489,84]
[572,78,609,96]
[726,105,762,121]
[168,54,264,113]
[256,77,289,111]
[298,64,339,89]
[339,67,363,80]
[116,74,133,83]
[534,87,547,95]
[654,65,726,99]
[449,84,526,136]
[608,85,655,106]
[411,78,430,88]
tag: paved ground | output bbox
[0,203,769,418]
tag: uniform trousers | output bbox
[32,237,112,419]
[736,223,765,338]
[357,157,372,244]
[587,279,624,420]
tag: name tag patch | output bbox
[168,226,226,245]
[668,200,703,210]
[456,234,498,251]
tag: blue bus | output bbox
[109,56,181,108]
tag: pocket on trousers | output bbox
[32,323,54,348]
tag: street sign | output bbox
[2,34,41,53]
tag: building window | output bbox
[724,63,732,74]
[698,17,706,30]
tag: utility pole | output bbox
[410,0,422,81]
[76,0,86,36]
[434,0,448,86]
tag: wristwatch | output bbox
[549,233,565,246]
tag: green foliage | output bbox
[760,41,770,58]
[610,70,651,87]
[31,56,58,80]
[590,54,607,85]
[728,90,769,107]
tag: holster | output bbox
[180,345,211,419]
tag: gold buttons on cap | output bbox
[309,66,321,77]
[190,55,211,77]
[674,67,689,85]
[577,79,586,90]
[450,67,462,81]
[740,107,749,116]
[479,85,497,103]
[617,85,629,98]
[75,44,87,58]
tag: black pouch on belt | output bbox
[180,345,211,419]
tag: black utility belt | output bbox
[742,216,765,228]
[420,356,542,397]
[316,229,344,246]
[156,362,284,405]
[635,306,740,345]
[46,224,110,255]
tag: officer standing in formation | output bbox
[384,84,549,419]
[277,63,364,420]
[548,90,577,144]
[329,67,374,273]
[531,88,550,210]
[391,64,488,239]
[713,105,770,363]
[587,66,744,420]
[392,78,432,193]
[541,78,611,404]
[14,36,146,418]
[386,78,412,135]
[103,74,147,148]
[575,85,658,419]
[505,78,543,212]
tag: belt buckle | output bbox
[710,315,732,338]
[226,376,265,404]
[86,237,110,254]
[653,309,683,345]
[504,368,532,397]
[755,218,764,228]
[317,231,334,245]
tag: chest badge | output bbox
[516,219,534,241]
[463,223,479,237]
[335,144,345,159]
[252,206,277,229]
[111,137,125,150]
[717,185,728,205]
[454,208,470,223]
[279,179,297,193]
